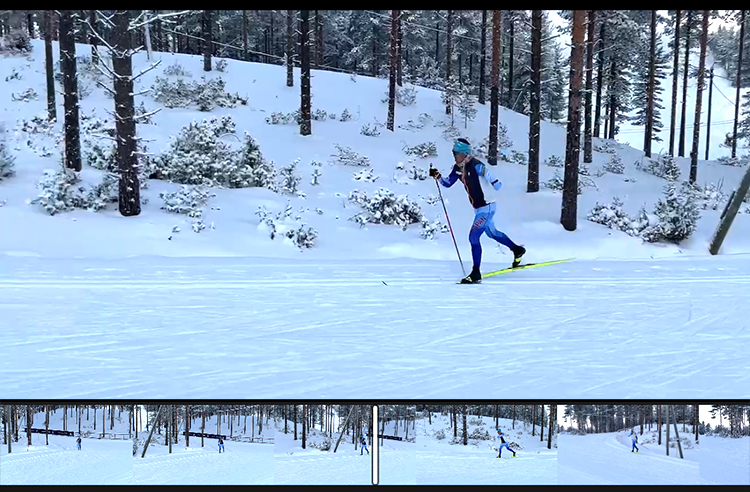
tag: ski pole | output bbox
[432,166,466,277]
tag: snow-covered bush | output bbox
[544,171,582,194]
[474,125,513,158]
[237,133,277,190]
[312,109,329,121]
[11,88,38,102]
[511,150,527,166]
[603,153,624,174]
[84,172,119,212]
[83,140,154,189]
[135,101,156,125]
[406,165,428,181]
[642,180,701,243]
[331,144,370,167]
[403,142,437,158]
[433,429,446,440]
[420,219,449,239]
[1,29,32,54]
[160,185,215,233]
[692,181,729,211]
[545,155,564,168]
[5,68,21,81]
[637,154,680,181]
[382,84,418,106]
[214,59,228,72]
[150,76,247,111]
[353,168,379,182]
[255,205,317,249]
[361,122,381,137]
[593,141,617,154]
[441,124,461,141]
[29,168,88,215]
[285,224,317,249]
[587,198,654,237]
[716,155,746,167]
[348,188,424,230]
[265,110,299,125]
[278,159,302,195]
[399,113,432,132]
[339,108,354,122]
[0,141,16,182]
[163,62,192,77]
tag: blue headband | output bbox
[453,141,470,155]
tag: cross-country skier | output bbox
[429,138,526,284]
[629,430,639,453]
[360,435,369,456]
[495,430,516,458]
[218,437,225,453]
[76,437,81,451]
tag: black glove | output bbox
[429,167,441,179]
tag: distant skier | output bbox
[495,430,516,458]
[76,437,81,451]
[429,138,526,284]
[360,435,369,456]
[629,430,639,453]
[218,437,225,453]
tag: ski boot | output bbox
[460,266,482,284]
[511,245,526,268]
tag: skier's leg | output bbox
[484,203,518,250]
[469,211,488,269]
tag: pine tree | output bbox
[58,10,82,172]
[299,10,312,136]
[456,83,477,129]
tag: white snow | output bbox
[378,412,416,485]
[415,412,557,485]
[698,435,750,485]
[558,430,700,485]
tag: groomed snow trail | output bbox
[1,255,748,399]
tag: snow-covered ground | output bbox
[558,430,700,485]
[698,435,750,485]
[378,412,416,485]
[1,37,749,402]
[0,407,132,485]
[274,424,371,485]
[415,412,556,485]
[134,439,273,485]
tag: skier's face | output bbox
[453,150,466,165]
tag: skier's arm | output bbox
[438,167,460,188]
[476,162,502,190]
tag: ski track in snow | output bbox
[416,451,557,485]
[1,256,749,399]
[558,433,700,485]
[274,452,371,485]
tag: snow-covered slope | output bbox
[698,435,750,485]
[416,413,557,485]
[378,413,416,485]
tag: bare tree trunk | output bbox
[527,10,542,192]
[705,66,714,160]
[689,10,709,184]
[299,10,312,136]
[507,13,515,108]
[112,10,141,217]
[185,405,190,447]
[479,10,487,104]
[242,10,248,61]
[594,20,606,138]
[58,10,82,172]
[679,10,692,157]
[386,10,400,132]
[669,10,681,155]
[488,10,502,166]
[45,405,49,445]
[302,405,306,449]
[286,10,294,87]
[561,10,586,231]
[396,12,403,86]
[583,10,596,163]
[43,11,56,122]
[203,10,212,72]
[26,406,31,447]
[445,10,453,115]
[315,10,323,67]
[732,10,746,159]
[462,406,468,445]
[644,10,657,157]
[547,405,555,449]
[294,405,297,440]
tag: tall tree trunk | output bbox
[479,10,487,104]
[112,10,140,217]
[594,20,606,138]
[43,10,56,122]
[462,406,467,445]
[242,10,249,61]
[608,58,617,139]
[679,10,692,157]
[690,11,709,184]
[396,12,403,86]
[446,10,453,115]
[302,405,307,449]
[488,10,502,166]
[669,10,681,155]
[644,9,657,157]
[547,405,555,449]
[561,10,586,231]
[89,10,99,66]
[294,405,297,440]
[387,10,400,132]
[732,10,746,159]
[528,10,542,192]
[299,10,312,136]
[705,66,714,160]
[315,10,323,67]
[45,405,49,445]
[203,10,213,72]
[58,10,82,172]
[185,405,190,447]
[26,406,31,447]
[584,10,596,163]
[286,10,295,87]
[508,13,515,109]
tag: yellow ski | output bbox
[459,258,575,283]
